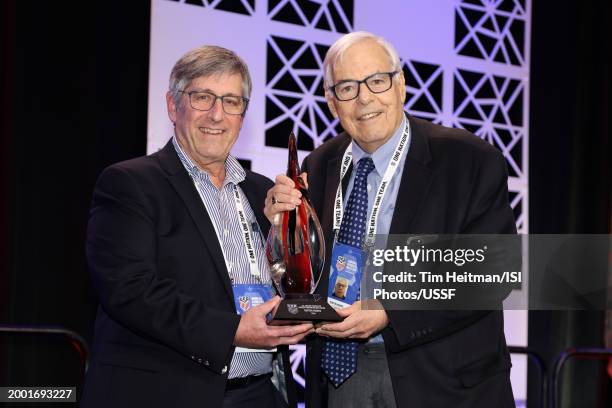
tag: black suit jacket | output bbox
[303,115,516,408]
[81,141,296,408]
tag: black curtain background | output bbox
[1,1,610,406]
[529,1,612,407]
[0,0,150,400]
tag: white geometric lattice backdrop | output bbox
[148,0,531,405]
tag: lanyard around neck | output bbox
[192,177,261,280]
[333,120,410,247]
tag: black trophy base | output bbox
[270,294,342,324]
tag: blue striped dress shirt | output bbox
[173,136,273,379]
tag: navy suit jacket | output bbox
[81,141,296,408]
[302,115,516,408]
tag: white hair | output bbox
[323,31,402,89]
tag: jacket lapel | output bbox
[321,156,340,247]
[316,135,352,296]
[240,173,271,237]
[156,141,234,301]
[389,115,434,234]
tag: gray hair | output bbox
[169,45,252,107]
[323,31,402,89]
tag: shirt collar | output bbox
[172,135,246,186]
[351,114,407,176]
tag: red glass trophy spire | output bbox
[282,132,318,294]
[266,132,340,322]
[266,132,325,299]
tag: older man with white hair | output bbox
[265,32,516,408]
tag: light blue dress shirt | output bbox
[342,115,411,342]
[344,114,410,236]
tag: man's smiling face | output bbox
[326,39,406,153]
[167,73,244,170]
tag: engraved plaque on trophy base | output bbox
[271,294,342,324]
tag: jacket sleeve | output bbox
[86,164,240,374]
[460,146,517,235]
[383,147,517,352]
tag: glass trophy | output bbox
[265,132,341,322]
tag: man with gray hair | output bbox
[265,32,516,407]
[81,45,312,408]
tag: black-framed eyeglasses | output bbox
[328,71,399,101]
[179,90,249,115]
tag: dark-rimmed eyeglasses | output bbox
[328,71,399,101]
[179,90,249,115]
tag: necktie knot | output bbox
[356,157,375,178]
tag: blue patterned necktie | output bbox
[322,157,375,387]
